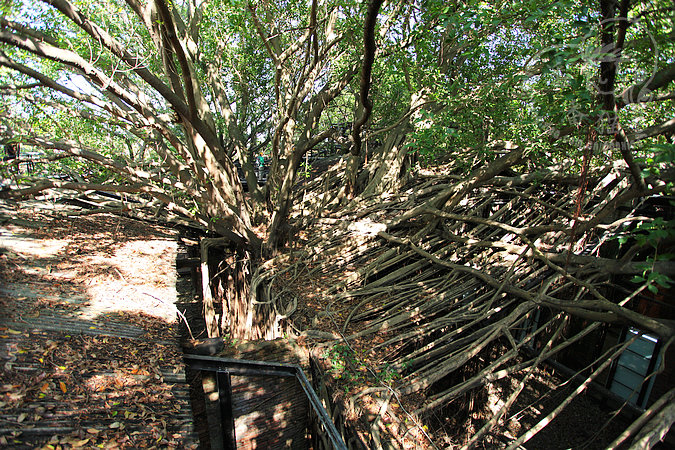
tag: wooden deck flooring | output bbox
[0,200,199,448]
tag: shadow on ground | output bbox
[0,199,199,448]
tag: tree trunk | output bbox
[360,124,410,198]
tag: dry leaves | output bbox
[1,206,196,448]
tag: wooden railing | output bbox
[183,354,347,450]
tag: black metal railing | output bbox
[183,354,347,450]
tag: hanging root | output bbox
[278,154,674,447]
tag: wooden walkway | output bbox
[0,200,199,448]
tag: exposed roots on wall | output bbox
[251,151,674,448]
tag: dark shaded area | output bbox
[3,142,19,160]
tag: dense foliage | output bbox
[1,0,674,447]
[1,1,673,213]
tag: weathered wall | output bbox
[231,374,308,449]
[219,339,373,449]
[223,339,310,449]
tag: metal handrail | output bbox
[184,354,347,450]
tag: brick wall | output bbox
[231,374,308,449]
[223,339,311,449]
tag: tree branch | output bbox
[628,117,675,143]
[153,0,198,121]
[620,62,675,106]
[350,0,385,155]
[40,0,220,152]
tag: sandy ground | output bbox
[0,199,180,323]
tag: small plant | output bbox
[380,363,400,384]
[325,343,357,377]
[640,143,675,179]
[324,344,405,394]
[324,343,369,392]
[632,258,673,294]
[617,216,675,294]
[299,161,312,178]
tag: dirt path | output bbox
[0,199,198,448]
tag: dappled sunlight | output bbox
[0,204,196,448]
[1,207,180,323]
[0,231,69,259]
[272,157,673,448]
[1,0,672,446]
[0,237,69,259]
[85,372,144,392]
[80,239,179,323]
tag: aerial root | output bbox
[281,159,673,446]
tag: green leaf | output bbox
[655,277,672,289]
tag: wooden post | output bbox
[200,238,219,338]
